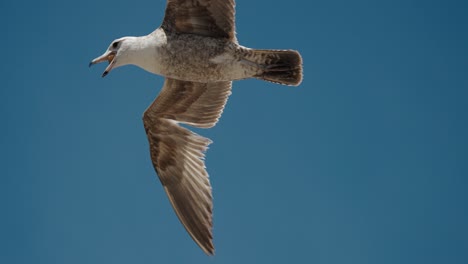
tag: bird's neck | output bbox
[124,31,166,75]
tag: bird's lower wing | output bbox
[143,78,232,255]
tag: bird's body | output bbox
[90,0,303,255]
[115,28,297,83]
[134,29,251,82]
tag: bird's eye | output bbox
[112,42,119,48]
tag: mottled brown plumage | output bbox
[143,79,231,255]
[162,0,237,41]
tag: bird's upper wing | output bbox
[161,0,236,41]
[143,78,232,255]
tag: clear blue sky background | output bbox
[2,0,467,263]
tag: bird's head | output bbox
[89,37,133,77]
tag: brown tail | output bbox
[248,49,303,86]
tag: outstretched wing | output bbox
[161,0,236,41]
[143,78,232,255]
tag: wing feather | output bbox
[161,0,236,41]
[143,78,232,255]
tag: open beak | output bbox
[89,50,117,77]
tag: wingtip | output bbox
[202,240,215,256]
[203,245,215,256]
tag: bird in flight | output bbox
[90,0,302,255]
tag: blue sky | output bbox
[2,0,468,263]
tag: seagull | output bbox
[90,0,302,255]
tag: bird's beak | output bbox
[89,50,117,77]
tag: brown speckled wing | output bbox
[162,0,236,41]
[143,78,232,255]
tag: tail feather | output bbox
[247,49,303,86]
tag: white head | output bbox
[89,37,138,77]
